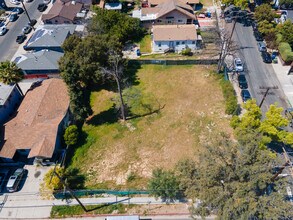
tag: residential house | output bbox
[152,24,201,52]
[0,79,70,163]
[14,50,63,75]
[0,83,22,125]
[61,0,91,7]
[145,0,199,10]
[23,25,76,52]
[132,0,195,28]
[42,0,83,25]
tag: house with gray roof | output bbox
[14,50,63,75]
[0,83,23,125]
[23,24,76,52]
[132,0,195,28]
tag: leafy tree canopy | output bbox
[0,61,24,85]
[64,125,79,146]
[277,20,293,47]
[148,168,181,202]
[258,20,275,36]
[176,136,292,219]
[279,0,293,9]
[254,4,275,22]
[88,7,144,44]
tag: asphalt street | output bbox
[232,21,289,113]
[0,0,44,62]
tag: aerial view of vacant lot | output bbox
[68,64,233,189]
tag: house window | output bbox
[55,20,58,23]
[192,41,195,44]
[167,20,172,24]
[166,16,174,19]
[178,19,183,22]
[158,42,161,47]
[176,42,180,45]
[157,19,162,23]
[182,41,185,44]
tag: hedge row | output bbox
[279,42,293,63]
[220,78,239,115]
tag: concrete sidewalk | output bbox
[271,57,293,107]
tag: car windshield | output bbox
[10,176,16,180]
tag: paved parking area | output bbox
[0,165,52,219]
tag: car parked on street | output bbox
[37,3,47,12]
[22,25,32,34]
[14,7,24,14]
[16,34,27,44]
[10,0,20,4]
[43,0,51,4]
[241,89,251,102]
[261,51,272,63]
[0,26,7,36]
[238,74,248,89]
[9,13,18,22]
[225,16,232,23]
[6,168,25,192]
[253,30,263,41]
[251,21,258,31]
[257,41,267,52]
[234,58,244,72]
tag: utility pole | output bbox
[19,0,34,29]
[258,86,278,108]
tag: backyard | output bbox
[68,64,233,189]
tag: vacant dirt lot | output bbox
[69,65,233,189]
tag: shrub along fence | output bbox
[129,59,218,65]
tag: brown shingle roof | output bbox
[153,24,198,41]
[42,0,83,21]
[0,79,70,159]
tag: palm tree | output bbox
[0,61,24,85]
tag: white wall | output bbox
[152,40,199,52]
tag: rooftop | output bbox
[147,0,199,5]
[14,50,63,71]
[0,83,15,106]
[0,78,70,159]
[153,24,198,41]
[24,24,76,49]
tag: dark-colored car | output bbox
[6,168,25,192]
[37,3,47,12]
[16,34,26,44]
[251,21,258,31]
[9,13,18,22]
[14,7,24,14]
[261,51,272,63]
[22,25,32,34]
[238,74,248,89]
[241,89,251,102]
[253,31,263,41]
[28,19,37,27]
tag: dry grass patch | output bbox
[69,65,232,189]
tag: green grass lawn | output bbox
[138,35,152,53]
[68,64,232,189]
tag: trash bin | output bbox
[136,49,141,56]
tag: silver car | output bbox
[6,168,24,192]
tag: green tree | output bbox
[277,20,293,47]
[0,61,24,85]
[179,137,292,219]
[258,20,275,36]
[43,167,64,190]
[254,4,275,23]
[148,168,181,202]
[64,125,79,146]
[279,0,293,9]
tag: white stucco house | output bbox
[152,24,202,53]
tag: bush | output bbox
[220,79,239,115]
[181,47,192,56]
[276,33,283,45]
[279,42,293,63]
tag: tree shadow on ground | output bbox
[86,106,118,126]
[127,104,165,120]
[123,60,141,87]
[65,167,86,189]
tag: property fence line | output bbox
[129,59,218,65]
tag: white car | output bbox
[10,0,20,4]
[0,26,7,36]
[234,58,244,72]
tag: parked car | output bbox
[261,51,272,63]
[16,34,27,44]
[14,7,24,14]
[25,0,33,2]
[241,89,251,102]
[253,31,263,41]
[251,21,258,31]
[10,0,20,4]
[0,26,7,36]
[6,168,25,192]
[238,74,248,89]
[43,0,51,4]
[37,3,47,12]
[28,19,37,26]
[9,13,18,22]
[234,58,244,72]
[257,41,267,52]
[22,25,32,34]
[225,16,233,23]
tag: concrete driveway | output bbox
[0,165,52,219]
